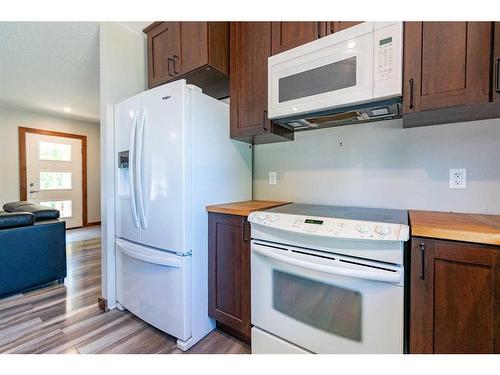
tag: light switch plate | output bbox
[269,171,277,185]
[449,168,466,189]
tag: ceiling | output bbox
[0,22,100,123]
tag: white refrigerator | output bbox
[114,80,252,351]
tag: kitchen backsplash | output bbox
[253,117,500,214]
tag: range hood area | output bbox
[272,98,402,131]
[268,22,403,133]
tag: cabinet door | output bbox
[178,22,208,75]
[146,22,181,87]
[208,213,251,339]
[410,238,500,353]
[230,22,271,139]
[325,21,363,34]
[271,22,323,55]
[493,22,500,103]
[403,22,491,113]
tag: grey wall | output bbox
[0,104,101,222]
[253,118,500,214]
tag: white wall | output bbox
[99,22,147,308]
[0,105,101,222]
[254,118,500,214]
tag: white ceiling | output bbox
[0,22,100,123]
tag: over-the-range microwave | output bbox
[268,22,403,131]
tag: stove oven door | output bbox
[251,240,404,354]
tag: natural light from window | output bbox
[40,200,73,218]
[39,171,72,190]
[39,141,72,161]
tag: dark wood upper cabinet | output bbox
[208,212,251,343]
[271,22,323,55]
[145,22,180,88]
[144,22,229,99]
[403,22,492,115]
[325,21,363,35]
[493,22,500,103]
[230,22,293,144]
[410,237,500,353]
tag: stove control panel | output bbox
[248,211,409,241]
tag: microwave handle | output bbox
[252,243,403,284]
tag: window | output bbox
[279,57,357,103]
[40,200,73,218]
[39,171,72,190]
[273,270,362,341]
[39,141,72,161]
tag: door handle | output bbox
[29,190,40,194]
[409,78,415,109]
[173,55,180,74]
[129,114,140,228]
[263,110,269,131]
[316,22,323,38]
[167,57,175,77]
[495,59,500,94]
[242,219,250,242]
[135,110,147,229]
[419,242,425,280]
[252,243,403,284]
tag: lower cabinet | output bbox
[410,237,500,353]
[208,213,251,343]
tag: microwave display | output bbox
[304,219,324,225]
[379,37,392,46]
[278,56,357,103]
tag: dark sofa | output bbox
[0,201,66,297]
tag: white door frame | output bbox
[19,126,88,227]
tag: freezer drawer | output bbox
[252,327,310,354]
[116,238,192,341]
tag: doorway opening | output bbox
[19,127,88,228]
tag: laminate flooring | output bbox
[0,238,250,354]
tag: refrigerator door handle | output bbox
[129,114,140,228]
[136,109,148,229]
[116,239,182,268]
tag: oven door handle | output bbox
[252,244,403,284]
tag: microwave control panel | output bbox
[373,22,403,97]
[377,36,394,79]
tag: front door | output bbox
[25,132,84,228]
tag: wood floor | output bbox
[0,238,250,354]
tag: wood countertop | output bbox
[206,200,291,217]
[409,210,500,246]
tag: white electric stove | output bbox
[248,204,409,354]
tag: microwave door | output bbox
[269,32,374,119]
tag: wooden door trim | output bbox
[18,127,88,227]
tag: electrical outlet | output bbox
[268,171,277,185]
[449,169,466,189]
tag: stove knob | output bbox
[269,214,279,222]
[356,224,370,233]
[257,213,268,221]
[376,225,391,235]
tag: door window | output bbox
[40,200,73,218]
[273,270,362,341]
[39,141,72,161]
[39,171,72,190]
[278,56,357,102]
